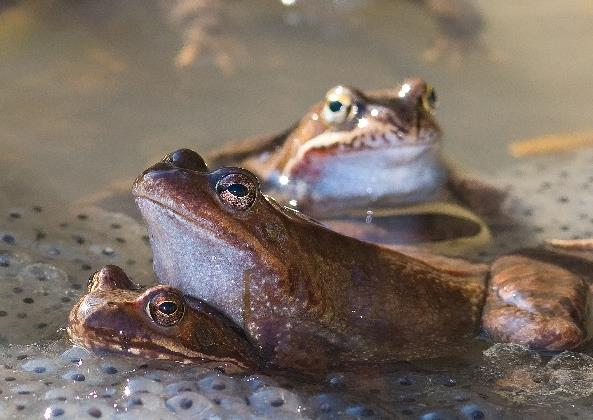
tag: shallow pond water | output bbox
[1,0,593,418]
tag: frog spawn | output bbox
[4,150,593,417]
[488,148,593,255]
[0,341,309,419]
[0,203,155,344]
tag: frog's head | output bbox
[67,265,261,370]
[263,79,446,213]
[291,78,439,151]
[132,149,308,329]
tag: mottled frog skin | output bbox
[121,149,591,371]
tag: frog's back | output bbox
[280,219,487,359]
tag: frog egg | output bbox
[73,401,116,419]
[121,392,166,412]
[420,410,456,420]
[59,346,93,364]
[19,263,68,283]
[124,376,164,395]
[164,391,220,416]
[9,381,44,396]
[61,369,87,382]
[460,403,487,419]
[308,393,348,416]
[21,358,58,374]
[249,386,304,415]
[43,403,68,418]
[0,250,31,277]
[196,373,239,394]
[214,394,250,412]
[345,404,376,417]
[43,388,77,402]
[164,380,200,398]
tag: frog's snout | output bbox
[87,265,137,292]
[162,148,209,172]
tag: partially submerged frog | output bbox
[208,78,504,219]
[208,79,505,252]
[68,265,262,372]
[122,149,591,371]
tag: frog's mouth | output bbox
[69,323,250,369]
[285,122,440,174]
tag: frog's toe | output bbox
[482,305,584,351]
[482,255,589,351]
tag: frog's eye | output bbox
[215,172,258,211]
[421,85,438,112]
[147,291,185,327]
[321,86,354,125]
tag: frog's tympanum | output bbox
[208,78,504,222]
[118,149,591,371]
[68,265,262,372]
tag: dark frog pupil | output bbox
[328,100,343,113]
[227,183,249,198]
[158,301,177,315]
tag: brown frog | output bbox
[124,148,591,371]
[68,265,262,372]
[208,78,505,222]
[208,79,504,253]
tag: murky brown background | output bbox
[1,0,592,205]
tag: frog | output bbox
[67,265,262,373]
[124,148,591,371]
[207,78,507,252]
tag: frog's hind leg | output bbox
[482,255,590,351]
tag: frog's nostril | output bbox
[163,149,209,172]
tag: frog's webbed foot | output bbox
[482,255,589,351]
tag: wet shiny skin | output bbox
[125,149,593,370]
[68,265,262,372]
[208,78,447,217]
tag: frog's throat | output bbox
[135,197,257,328]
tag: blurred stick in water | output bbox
[547,239,593,250]
[164,0,242,75]
[509,132,593,158]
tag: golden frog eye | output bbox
[422,85,438,112]
[147,291,185,327]
[215,172,258,211]
[321,85,354,125]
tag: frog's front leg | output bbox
[482,255,589,351]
